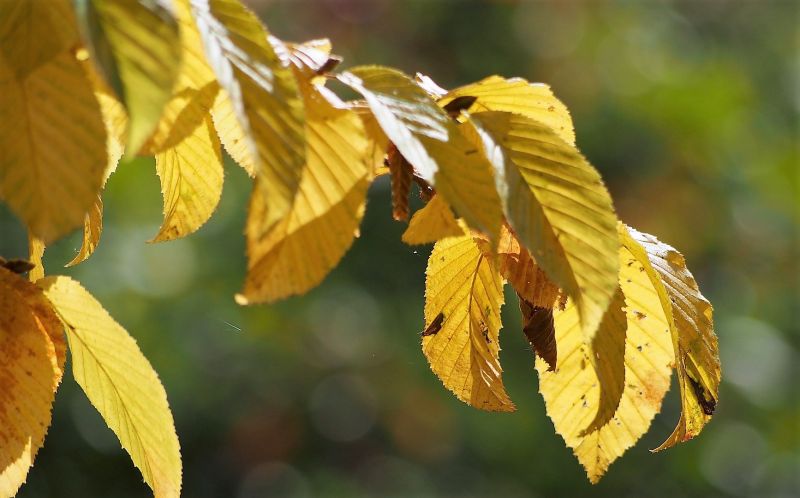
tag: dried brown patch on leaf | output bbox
[386,143,414,221]
[518,296,557,371]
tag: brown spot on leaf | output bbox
[518,294,556,371]
[422,312,445,337]
[442,95,477,118]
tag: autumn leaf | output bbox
[0,49,107,243]
[78,0,182,154]
[140,0,219,154]
[193,0,305,231]
[402,194,463,245]
[439,75,575,145]
[28,235,46,282]
[538,227,675,482]
[518,297,557,371]
[539,288,627,439]
[492,225,561,308]
[339,66,503,242]
[65,196,104,268]
[423,235,514,412]
[286,38,341,78]
[386,143,414,220]
[39,276,182,497]
[151,114,224,242]
[623,226,721,450]
[236,83,370,304]
[467,111,619,342]
[0,268,65,497]
[0,0,78,79]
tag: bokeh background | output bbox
[1,0,798,496]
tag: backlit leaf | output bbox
[623,226,721,450]
[152,114,223,242]
[339,66,503,241]
[538,229,674,482]
[27,235,45,282]
[236,84,369,304]
[39,276,182,497]
[468,111,619,342]
[402,194,462,245]
[423,235,514,412]
[211,89,255,176]
[539,288,627,439]
[0,268,65,496]
[66,196,104,267]
[493,225,561,308]
[439,75,575,145]
[141,0,219,154]
[0,51,107,243]
[518,297,557,371]
[0,0,78,78]
[193,0,305,230]
[80,0,182,153]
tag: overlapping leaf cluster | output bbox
[0,0,721,494]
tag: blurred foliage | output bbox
[1,0,797,496]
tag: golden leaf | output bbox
[494,225,561,308]
[193,0,305,230]
[0,268,65,496]
[40,276,182,497]
[339,66,503,241]
[401,194,462,245]
[27,234,46,282]
[423,235,514,412]
[151,114,223,242]
[538,228,675,482]
[236,84,369,304]
[0,51,106,243]
[623,226,721,450]
[81,0,182,154]
[439,75,575,145]
[140,0,219,154]
[540,288,627,440]
[468,111,619,342]
[66,196,103,267]
[0,0,78,78]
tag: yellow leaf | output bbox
[0,268,65,496]
[237,85,369,304]
[401,194,462,245]
[0,0,78,78]
[211,89,255,176]
[193,0,305,230]
[82,0,182,153]
[28,234,46,282]
[540,288,627,436]
[538,229,674,482]
[39,276,182,498]
[493,225,561,308]
[468,111,619,342]
[141,0,219,154]
[339,66,503,242]
[423,235,514,412]
[286,38,340,78]
[152,115,223,242]
[623,226,720,450]
[439,75,575,145]
[0,51,107,243]
[65,196,103,267]
[63,66,124,268]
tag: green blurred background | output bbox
[1,0,798,496]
